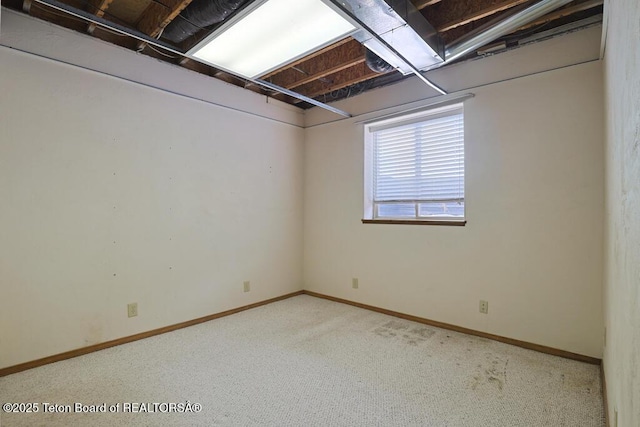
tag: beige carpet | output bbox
[0,295,604,426]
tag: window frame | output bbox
[363,103,466,226]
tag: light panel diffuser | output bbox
[189,0,356,79]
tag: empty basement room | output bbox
[0,0,638,425]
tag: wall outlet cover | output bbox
[127,303,138,318]
[479,300,489,314]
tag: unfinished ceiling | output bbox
[1,0,603,109]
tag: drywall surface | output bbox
[603,0,640,425]
[303,61,604,358]
[0,46,304,368]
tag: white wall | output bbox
[303,59,604,358]
[0,46,304,367]
[603,0,640,425]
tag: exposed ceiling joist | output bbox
[295,62,385,101]
[87,0,114,34]
[437,0,530,32]
[134,0,195,51]
[412,0,444,10]
[22,0,32,13]
[266,39,363,89]
[260,38,353,80]
[137,0,194,38]
[286,58,365,90]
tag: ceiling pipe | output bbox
[162,0,248,44]
[444,0,575,64]
[326,0,447,95]
[365,48,395,74]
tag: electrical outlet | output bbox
[243,281,250,292]
[127,303,138,318]
[479,300,489,314]
[352,278,359,289]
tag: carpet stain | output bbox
[469,353,509,392]
[563,373,597,394]
[373,321,436,345]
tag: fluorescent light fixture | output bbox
[188,0,356,79]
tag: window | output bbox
[364,103,465,225]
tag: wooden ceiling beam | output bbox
[436,0,530,32]
[86,0,114,34]
[295,73,374,101]
[412,0,443,10]
[137,0,195,38]
[266,39,364,89]
[286,57,366,90]
[260,38,353,80]
[515,0,603,32]
[295,62,387,101]
[26,1,95,32]
[22,0,32,13]
[135,0,194,53]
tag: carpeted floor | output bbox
[0,295,604,426]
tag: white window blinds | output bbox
[369,105,465,220]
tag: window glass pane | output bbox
[377,203,415,218]
[367,104,465,221]
[418,201,465,218]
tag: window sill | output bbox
[361,219,466,226]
